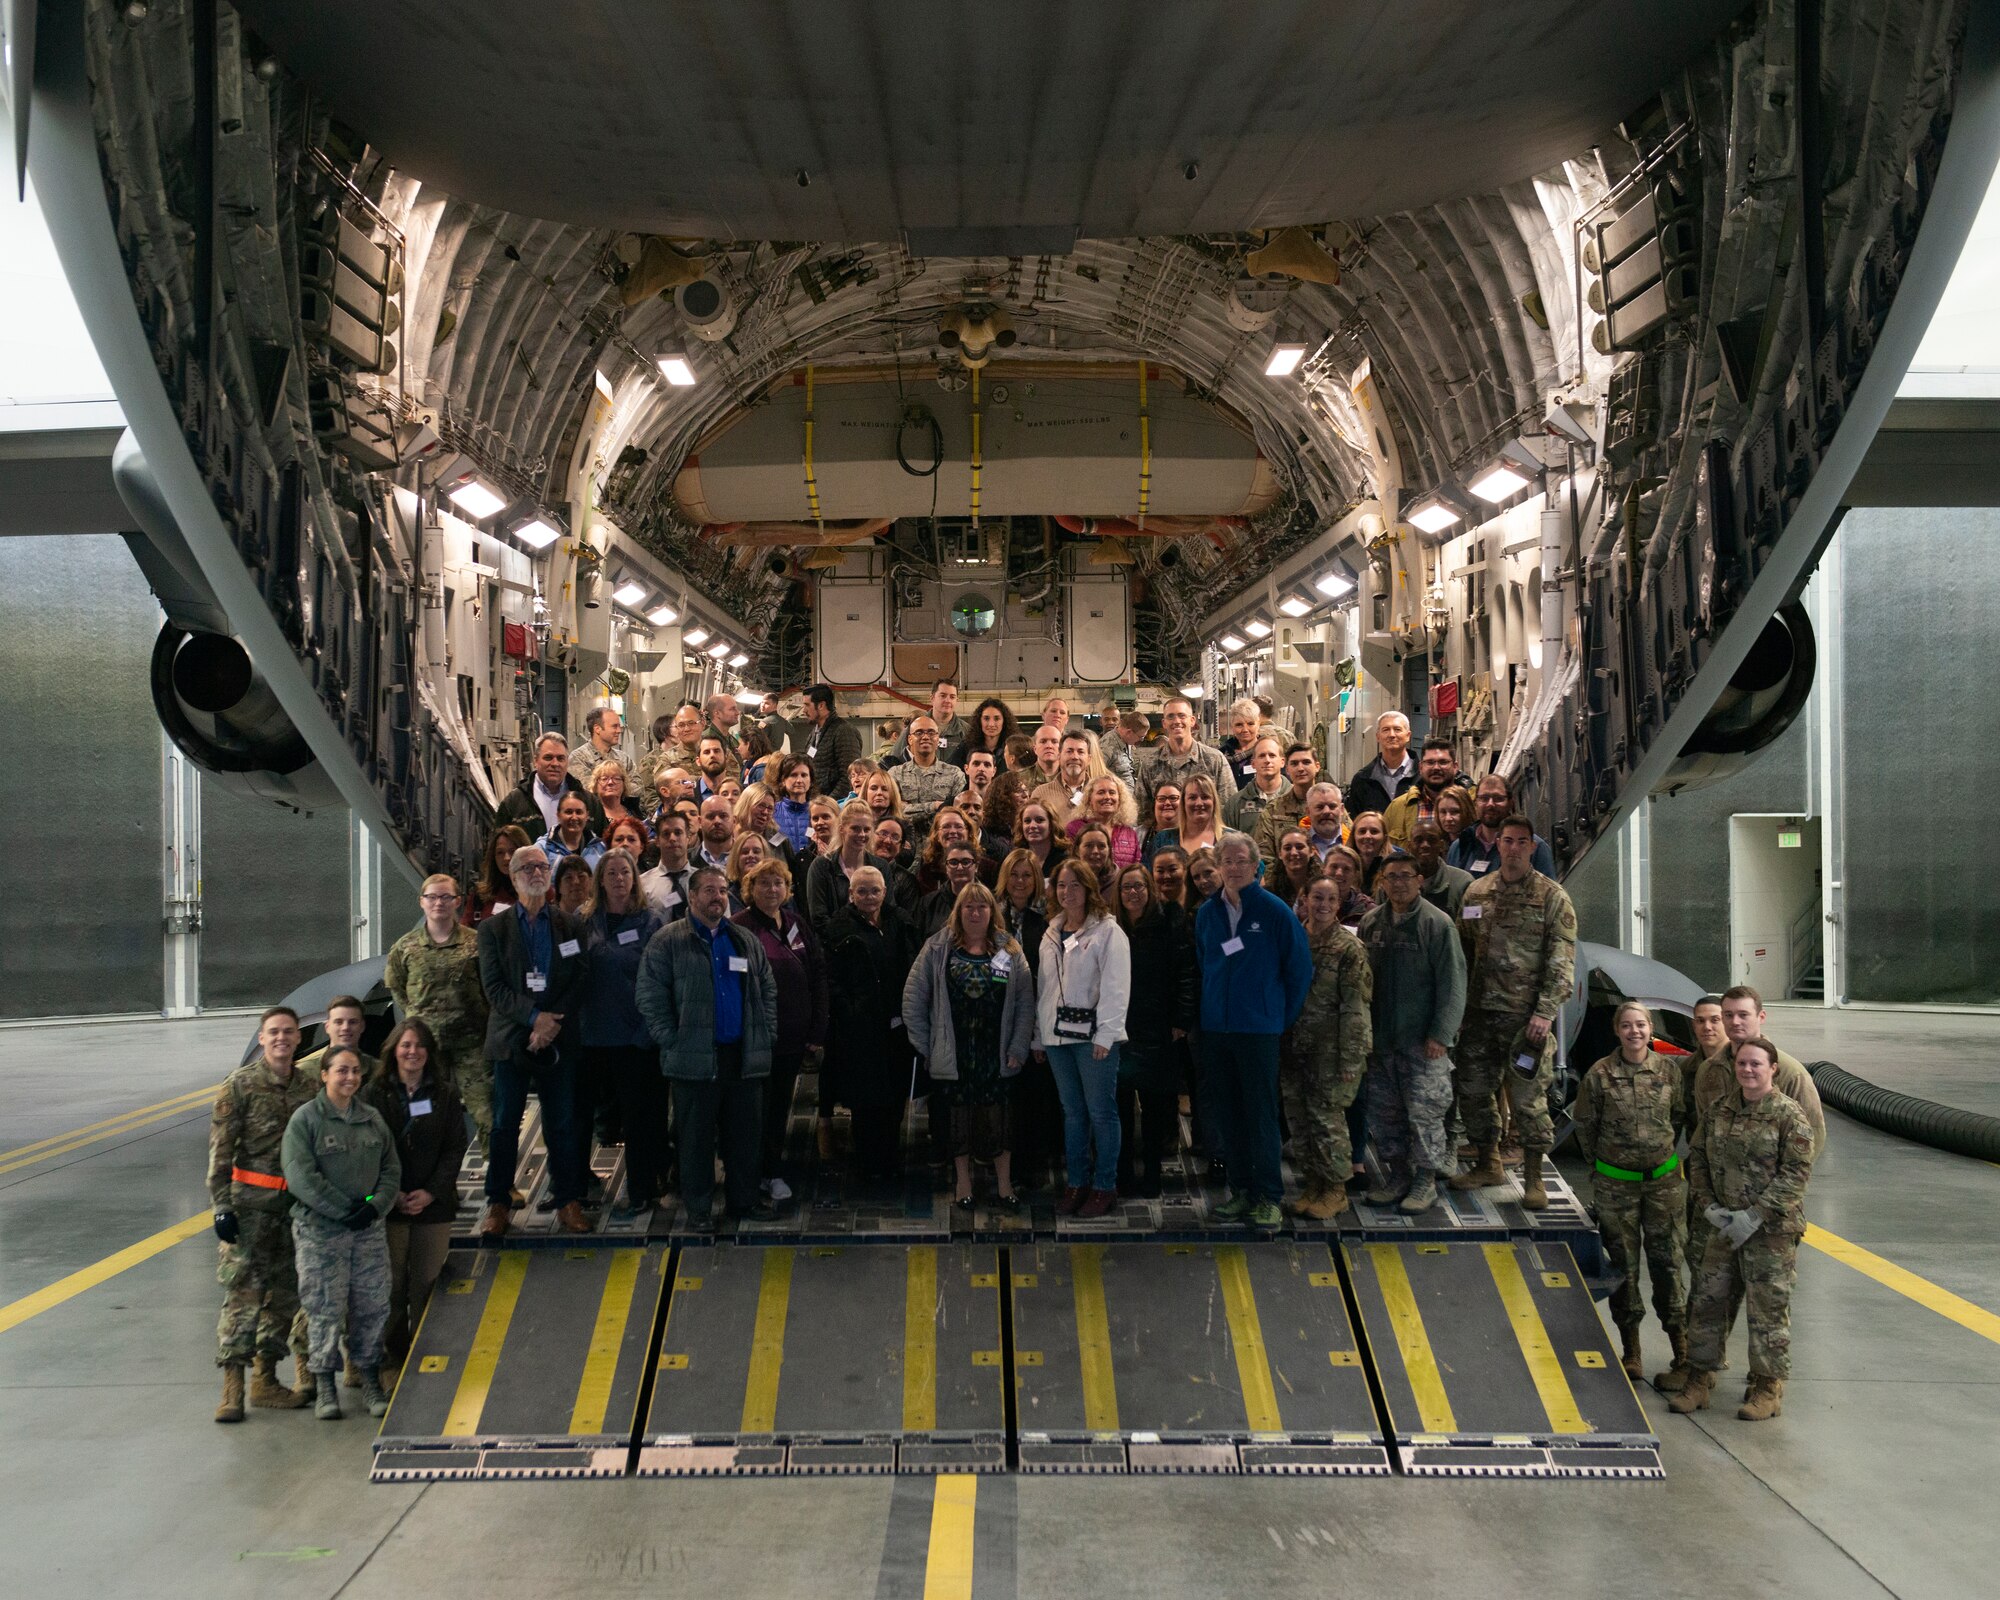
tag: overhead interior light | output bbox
[728,652,750,668]
[1468,461,1534,503]
[612,580,647,607]
[446,476,507,520]
[683,626,711,647]
[1242,618,1273,640]
[1277,593,1314,618]
[706,639,731,659]
[1179,683,1206,700]
[512,514,561,550]
[594,369,615,404]
[1407,496,1463,535]
[657,352,697,387]
[1264,342,1308,378]
[1217,632,1246,653]
[1314,568,1355,599]
[647,603,679,627]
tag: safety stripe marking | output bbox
[1806,1224,2000,1346]
[903,1246,938,1433]
[443,1250,529,1436]
[1068,1245,1119,1433]
[1213,1245,1283,1434]
[1482,1244,1589,1434]
[740,1246,794,1434]
[1366,1244,1457,1434]
[0,1086,218,1175]
[568,1250,642,1436]
[0,1211,208,1336]
[923,1473,978,1600]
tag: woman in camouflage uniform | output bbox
[1670,1036,1816,1422]
[1283,878,1373,1220]
[1574,1000,1689,1383]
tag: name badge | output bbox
[1471,859,1490,872]
[1064,933,1079,952]
[992,950,1012,976]
[491,900,512,913]
[787,925,805,949]
[408,1098,432,1118]
[558,939,581,957]
[617,928,640,946]
[1462,905,1482,920]
[1221,936,1245,956]
[526,970,547,992]
[729,956,750,973]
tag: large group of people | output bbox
[205,690,1821,1427]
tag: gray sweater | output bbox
[901,930,1037,1080]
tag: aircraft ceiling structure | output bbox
[10,0,1992,892]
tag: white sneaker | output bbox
[767,1177,793,1202]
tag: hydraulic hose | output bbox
[1806,1060,2000,1163]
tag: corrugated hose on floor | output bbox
[1806,1060,2000,1163]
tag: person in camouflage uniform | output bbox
[1357,852,1466,1214]
[385,874,493,1140]
[281,1044,401,1420]
[1282,879,1373,1219]
[1573,1000,1689,1383]
[1451,814,1576,1210]
[208,1006,319,1421]
[1670,1035,1815,1422]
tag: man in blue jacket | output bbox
[1195,834,1314,1227]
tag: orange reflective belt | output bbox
[231,1166,288,1191]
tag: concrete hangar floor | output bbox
[0,1008,1993,1600]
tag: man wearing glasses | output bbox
[474,845,592,1237]
[386,873,494,1144]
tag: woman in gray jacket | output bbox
[904,882,1036,1211]
[281,1044,401,1421]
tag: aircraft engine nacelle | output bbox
[1652,601,1815,796]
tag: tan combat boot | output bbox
[342,1357,364,1389]
[1299,1185,1349,1221]
[1653,1328,1692,1393]
[1667,1369,1716,1414]
[1519,1152,1548,1211]
[1451,1143,1505,1191]
[1737,1375,1785,1421]
[249,1354,310,1409]
[1285,1183,1325,1218]
[1619,1325,1645,1382]
[215,1364,246,1424]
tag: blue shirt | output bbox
[1193,882,1313,1035]
[693,916,744,1045]
[774,797,813,852]
[539,831,606,870]
[1448,830,1556,879]
[515,901,554,1023]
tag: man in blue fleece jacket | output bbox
[1194,833,1314,1227]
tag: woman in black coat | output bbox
[819,865,918,1187]
[1111,866,1198,1196]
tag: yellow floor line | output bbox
[1806,1224,2000,1346]
[1482,1244,1588,1434]
[1069,1245,1119,1433]
[0,1086,219,1176]
[1213,1245,1283,1434]
[740,1247,794,1434]
[923,1474,978,1600]
[903,1246,938,1433]
[443,1251,529,1436]
[1365,1244,1457,1434]
[0,1211,209,1335]
[568,1250,642,1436]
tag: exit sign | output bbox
[1778,830,1801,848]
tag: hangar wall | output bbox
[0,535,356,1019]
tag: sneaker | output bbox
[1211,1194,1252,1223]
[767,1176,793,1203]
[1248,1201,1283,1230]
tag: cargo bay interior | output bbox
[3,3,2000,1598]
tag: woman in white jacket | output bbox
[1036,858,1132,1218]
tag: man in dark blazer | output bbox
[475,843,591,1237]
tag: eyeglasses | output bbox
[514,864,552,877]
[419,893,458,904]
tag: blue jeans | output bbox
[487,1051,585,1207]
[1201,1032,1283,1205]
[1045,1042,1121,1190]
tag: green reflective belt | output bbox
[1594,1153,1680,1182]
